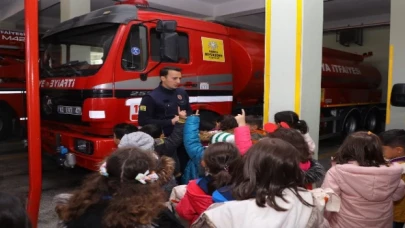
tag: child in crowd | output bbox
[192,138,329,228]
[269,128,325,189]
[210,115,238,144]
[245,115,267,143]
[117,131,155,151]
[274,111,316,153]
[140,108,187,178]
[0,192,31,228]
[197,115,223,146]
[56,147,176,228]
[379,129,405,228]
[214,115,224,131]
[112,123,138,145]
[322,131,405,228]
[176,142,241,225]
[182,110,251,184]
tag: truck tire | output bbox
[343,115,358,136]
[364,109,381,133]
[0,111,13,141]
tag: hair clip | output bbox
[99,162,109,177]
[135,170,159,184]
[223,165,229,172]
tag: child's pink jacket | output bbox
[322,162,405,228]
[234,126,253,155]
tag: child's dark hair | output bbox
[245,115,263,129]
[232,138,311,211]
[140,124,162,139]
[203,142,241,194]
[274,111,308,134]
[219,115,238,131]
[334,131,387,167]
[57,148,175,227]
[378,129,405,148]
[0,192,32,228]
[113,123,138,139]
[200,119,216,131]
[216,115,224,123]
[268,128,311,162]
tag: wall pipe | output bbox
[323,22,390,33]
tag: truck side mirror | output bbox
[391,83,405,107]
[160,32,179,62]
[156,20,177,32]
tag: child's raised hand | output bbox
[235,109,246,126]
[178,106,187,119]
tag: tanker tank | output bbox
[228,28,264,104]
[321,48,381,90]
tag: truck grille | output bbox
[40,89,112,125]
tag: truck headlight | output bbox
[74,139,94,155]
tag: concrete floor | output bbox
[0,139,90,228]
[0,138,341,227]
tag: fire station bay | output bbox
[2,0,405,227]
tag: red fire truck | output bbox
[0,29,27,141]
[39,1,385,170]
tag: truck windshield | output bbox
[40,23,119,78]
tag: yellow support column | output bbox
[263,0,323,156]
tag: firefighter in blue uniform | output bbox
[138,66,192,178]
[138,66,192,135]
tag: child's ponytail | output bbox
[295,119,309,134]
[203,142,241,194]
[274,111,309,134]
[155,155,175,186]
[209,166,233,194]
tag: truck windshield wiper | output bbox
[40,68,54,78]
[59,61,87,76]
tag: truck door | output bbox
[114,21,193,124]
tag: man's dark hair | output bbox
[160,66,182,77]
[113,123,138,140]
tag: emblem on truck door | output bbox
[201,37,225,63]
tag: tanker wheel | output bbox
[365,110,381,133]
[198,110,220,131]
[0,111,13,141]
[343,115,358,137]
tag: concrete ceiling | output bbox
[0,0,391,33]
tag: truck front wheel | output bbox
[0,111,13,141]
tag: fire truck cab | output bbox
[39,4,256,170]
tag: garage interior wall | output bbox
[323,26,390,103]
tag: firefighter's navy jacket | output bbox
[138,83,192,136]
